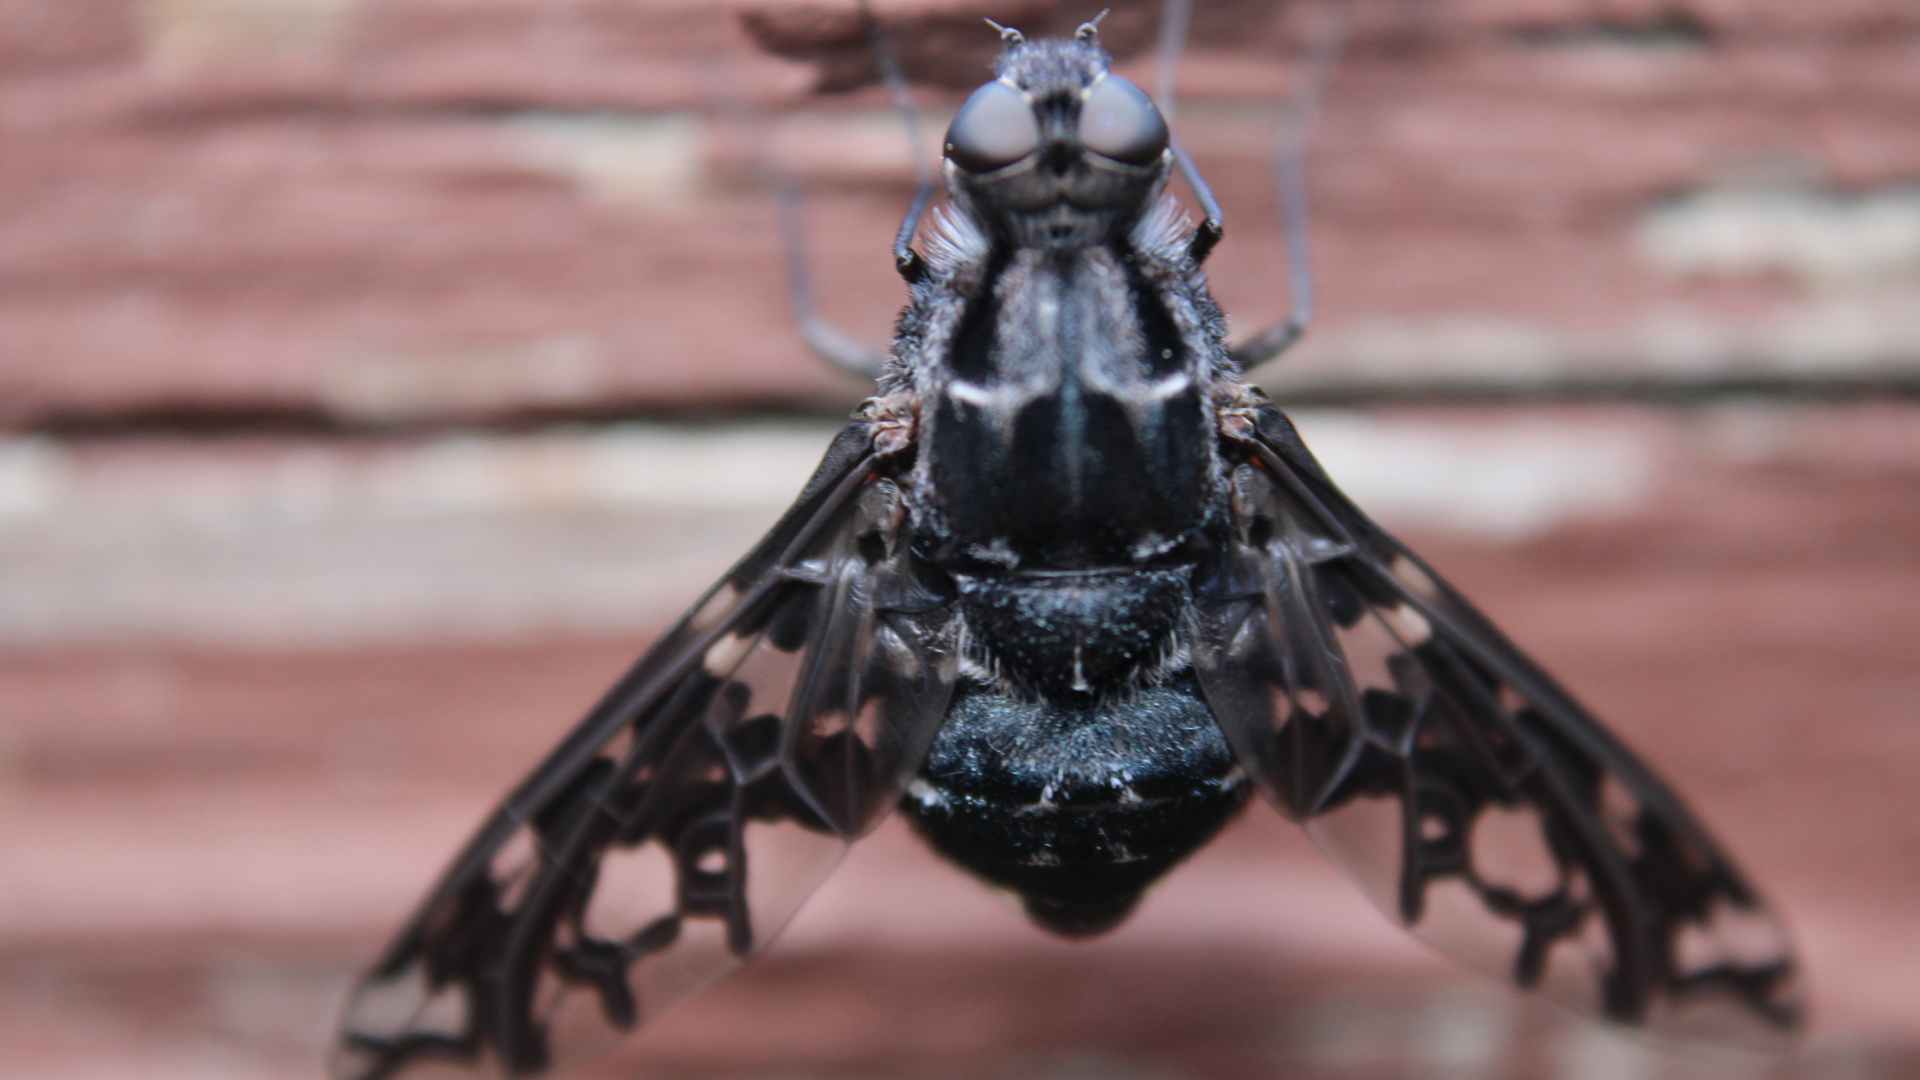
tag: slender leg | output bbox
[892,181,933,285]
[778,0,930,380]
[1228,4,1347,372]
[1176,145,1225,266]
[1152,0,1224,265]
[1155,0,1191,125]
[1226,141,1311,368]
[869,0,935,283]
[778,184,892,379]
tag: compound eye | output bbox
[945,80,1039,173]
[1079,74,1168,165]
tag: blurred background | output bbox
[3,1,1917,1077]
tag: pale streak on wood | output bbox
[138,0,359,72]
[507,114,703,210]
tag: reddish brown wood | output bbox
[2,3,1916,1074]
[3,2,1917,423]
[3,407,1917,1073]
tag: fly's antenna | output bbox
[983,18,1025,46]
[1230,2,1348,372]
[1076,9,1111,42]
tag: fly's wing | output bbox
[1192,400,1802,1044]
[332,425,958,1078]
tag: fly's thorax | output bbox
[912,245,1220,572]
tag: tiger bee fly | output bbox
[334,15,1803,1078]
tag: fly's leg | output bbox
[1175,146,1226,266]
[1152,0,1225,265]
[1225,128,1313,369]
[778,186,890,379]
[870,1,933,285]
[779,0,929,381]
[1228,3,1347,372]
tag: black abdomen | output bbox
[953,567,1188,699]
[901,673,1251,936]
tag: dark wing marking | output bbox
[332,424,958,1078]
[1192,399,1802,1043]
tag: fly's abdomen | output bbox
[953,566,1188,699]
[901,673,1251,937]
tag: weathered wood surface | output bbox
[6,407,1919,1076]
[3,2,1918,1078]
[3,1,1918,424]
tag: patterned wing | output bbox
[332,424,958,1078]
[1192,399,1802,1043]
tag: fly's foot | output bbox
[1215,382,1271,445]
[859,393,920,458]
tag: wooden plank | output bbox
[3,2,1917,423]
[2,405,1916,1072]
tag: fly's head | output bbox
[943,16,1171,250]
